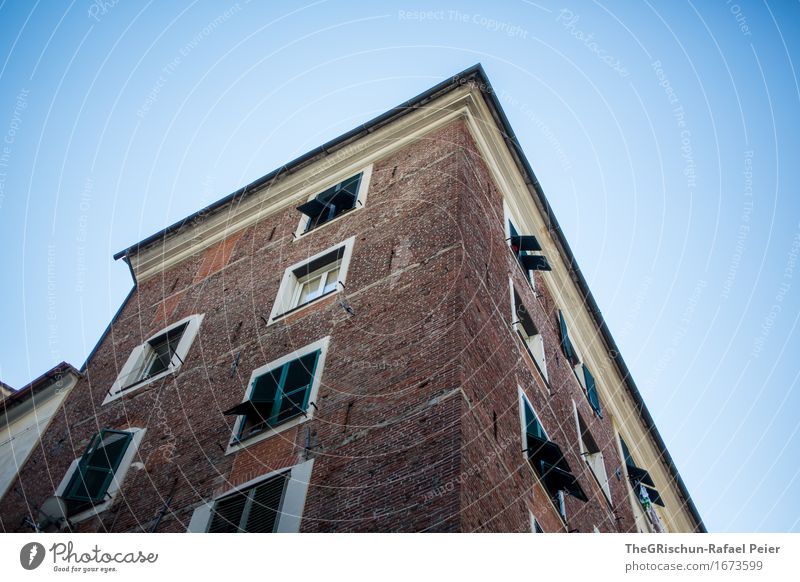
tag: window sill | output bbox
[103,366,179,405]
[294,205,361,241]
[268,289,338,325]
[225,413,308,455]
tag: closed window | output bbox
[62,429,133,515]
[269,239,355,324]
[187,460,314,533]
[51,427,145,526]
[208,472,288,533]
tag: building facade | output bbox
[0,66,703,533]
[0,364,79,506]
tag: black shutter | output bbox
[208,490,248,533]
[244,473,288,532]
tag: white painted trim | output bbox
[187,459,314,533]
[226,337,330,455]
[104,314,204,405]
[55,428,146,526]
[292,165,373,240]
[573,401,612,504]
[268,237,355,325]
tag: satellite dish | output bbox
[37,496,68,532]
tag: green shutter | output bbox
[523,398,546,440]
[582,365,602,417]
[239,350,321,436]
[63,430,133,504]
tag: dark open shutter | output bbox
[64,430,133,504]
[519,255,551,271]
[582,365,602,417]
[510,234,542,252]
[298,173,362,231]
[558,311,577,364]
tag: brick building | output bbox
[0,65,703,533]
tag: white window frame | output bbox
[518,386,548,464]
[187,459,314,533]
[510,279,548,383]
[268,237,355,325]
[54,427,146,526]
[226,336,330,455]
[293,165,373,239]
[574,403,612,504]
[104,314,204,404]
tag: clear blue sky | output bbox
[1,1,798,533]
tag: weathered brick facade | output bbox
[0,69,701,533]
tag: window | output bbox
[619,436,665,509]
[519,390,587,510]
[269,238,355,324]
[208,472,287,533]
[530,513,544,533]
[511,287,548,382]
[576,411,611,503]
[508,219,551,285]
[105,314,204,403]
[558,311,602,416]
[558,310,579,366]
[295,167,372,236]
[226,351,320,441]
[225,337,329,453]
[580,364,602,417]
[187,459,314,533]
[52,428,145,525]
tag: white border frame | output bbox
[226,336,330,455]
[187,459,314,533]
[268,238,355,325]
[54,427,146,526]
[293,165,373,239]
[104,314,204,405]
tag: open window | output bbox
[511,286,548,382]
[558,311,603,416]
[226,338,328,452]
[188,459,314,533]
[105,314,203,403]
[295,167,372,236]
[269,238,355,324]
[520,390,587,518]
[619,436,665,509]
[52,427,145,525]
[507,219,551,286]
[576,411,611,503]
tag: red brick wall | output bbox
[0,119,635,533]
